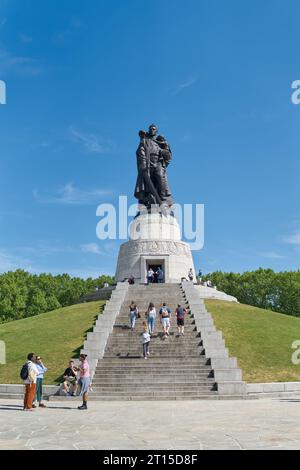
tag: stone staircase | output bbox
[91,283,219,400]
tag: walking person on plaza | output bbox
[159,302,171,338]
[34,355,48,408]
[175,304,187,336]
[129,301,139,331]
[21,353,39,411]
[141,320,151,359]
[146,302,157,335]
[76,354,90,410]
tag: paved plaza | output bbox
[0,398,300,450]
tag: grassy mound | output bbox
[0,301,104,384]
[206,300,300,383]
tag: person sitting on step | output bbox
[62,360,78,396]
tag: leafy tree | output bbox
[0,270,114,324]
[204,269,300,317]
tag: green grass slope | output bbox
[206,300,300,383]
[0,301,104,385]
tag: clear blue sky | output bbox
[0,0,300,278]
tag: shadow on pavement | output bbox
[0,404,76,411]
[279,399,300,403]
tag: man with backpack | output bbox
[159,302,171,337]
[21,353,39,411]
[175,304,187,336]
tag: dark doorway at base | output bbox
[147,264,164,283]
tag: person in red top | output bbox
[175,304,187,336]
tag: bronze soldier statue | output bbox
[134,124,173,212]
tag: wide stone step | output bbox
[49,393,232,401]
[90,388,216,396]
[95,365,211,370]
[110,330,196,334]
[105,348,202,353]
[92,381,215,387]
[94,370,211,375]
[105,346,204,351]
[107,335,199,340]
[93,375,213,382]
[95,364,211,370]
[92,380,215,386]
[104,356,204,360]
[88,395,220,401]
[95,369,210,375]
[96,362,210,367]
[105,343,201,348]
[106,335,199,340]
[94,365,211,371]
[104,349,204,358]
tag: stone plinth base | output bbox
[115,214,196,283]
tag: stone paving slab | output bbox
[0,398,300,450]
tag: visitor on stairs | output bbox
[175,304,187,336]
[21,352,39,411]
[76,354,90,410]
[34,355,48,408]
[146,302,156,335]
[159,302,171,338]
[141,321,151,359]
[129,301,139,331]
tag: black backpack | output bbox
[20,363,29,380]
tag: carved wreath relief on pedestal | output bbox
[124,240,190,256]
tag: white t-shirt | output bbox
[141,331,151,344]
[24,361,39,385]
[148,308,156,319]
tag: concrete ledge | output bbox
[201,339,225,349]
[182,281,247,398]
[214,369,242,382]
[247,382,300,395]
[86,332,109,341]
[203,347,229,358]
[210,357,238,369]
[218,382,246,395]
[201,331,223,341]
[0,384,60,396]
[81,281,129,377]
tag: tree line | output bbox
[0,270,114,323]
[203,268,300,317]
[1,268,299,324]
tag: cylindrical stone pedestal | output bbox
[115,213,196,283]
